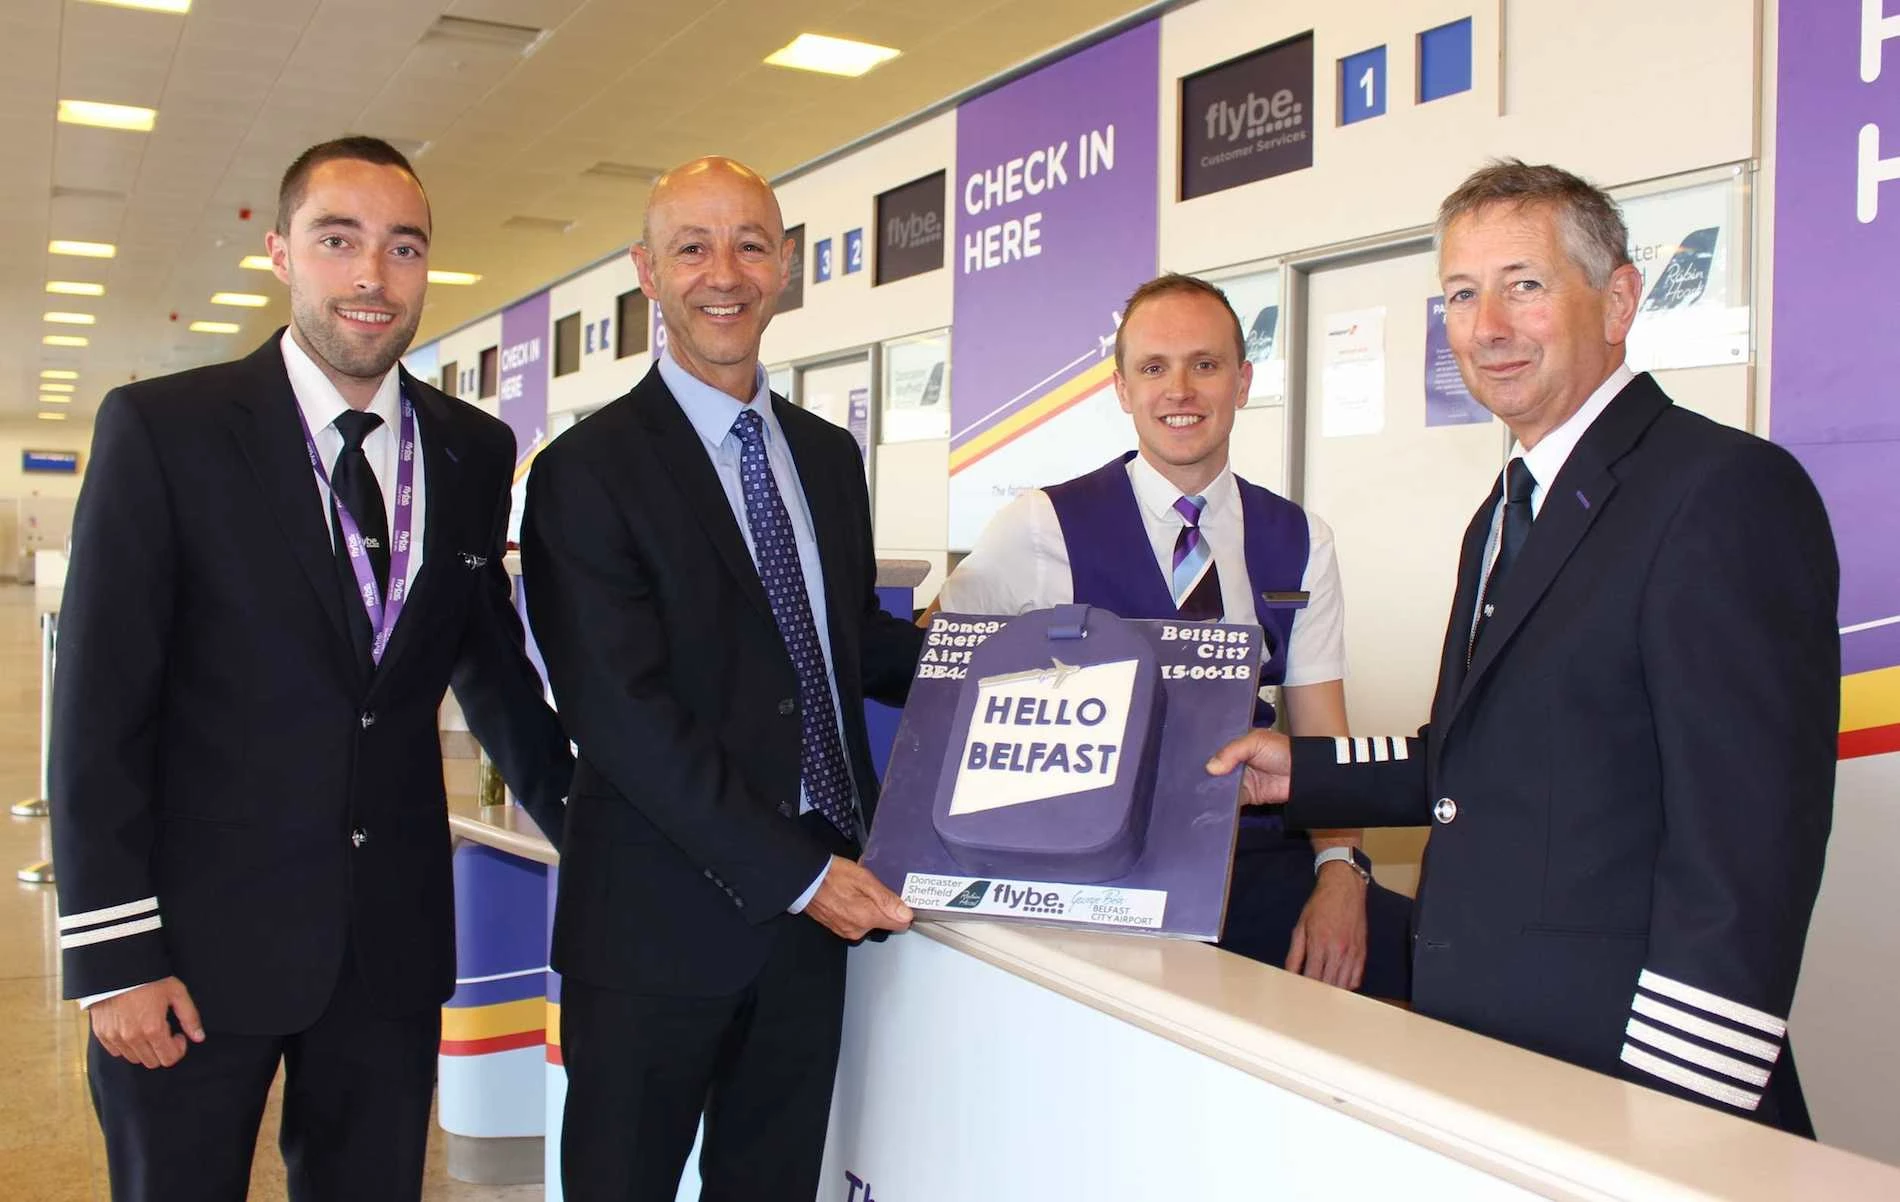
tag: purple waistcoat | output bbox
[1044,451,1310,701]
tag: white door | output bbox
[1298,243,1507,892]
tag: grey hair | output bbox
[1433,159,1631,288]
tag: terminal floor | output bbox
[0,584,539,1199]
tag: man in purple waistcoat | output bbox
[939,274,1410,998]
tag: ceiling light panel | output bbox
[210,292,269,307]
[44,335,90,347]
[45,312,98,325]
[239,255,273,270]
[47,281,106,296]
[40,384,76,393]
[764,34,902,78]
[427,271,482,285]
[79,0,190,12]
[39,413,69,422]
[189,321,240,334]
[41,370,80,380]
[51,240,117,258]
[58,100,159,132]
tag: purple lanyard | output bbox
[294,391,419,664]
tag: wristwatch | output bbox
[1313,845,1372,884]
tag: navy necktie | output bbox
[330,409,387,665]
[732,409,857,839]
[1470,457,1536,662]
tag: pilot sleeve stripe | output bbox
[1335,737,1351,764]
[1637,970,1787,1037]
[58,896,158,931]
[1625,1020,1772,1086]
[1352,736,1369,763]
[1372,737,1390,762]
[59,914,162,949]
[1630,995,1781,1062]
[1620,1044,1763,1111]
[1392,738,1409,761]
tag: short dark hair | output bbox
[1434,159,1631,288]
[1115,273,1246,373]
[276,136,423,235]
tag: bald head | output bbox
[632,155,795,401]
[641,156,783,251]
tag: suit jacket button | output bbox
[777,698,795,716]
[1433,797,1458,824]
[360,711,377,729]
[350,828,369,848]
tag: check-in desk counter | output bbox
[445,787,1900,1201]
[444,555,1900,1199]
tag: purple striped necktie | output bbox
[1171,494,1223,622]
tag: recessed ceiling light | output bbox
[51,240,116,258]
[41,370,79,380]
[39,412,69,421]
[79,0,190,12]
[210,292,269,307]
[44,335,90,347]
[239,255,273,270]
[45,312,98,325]
[764,33,901,78]
[58,99,158,132]
[41,395,73,404]
[47,281,105,296]
[189,320,241,334]
[427,270,482,285]
[39,384,76,394]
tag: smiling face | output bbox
[1438,200,1641,448]
[265,158,429,407]
[633,158,793,402]
[1114,288,1252,495]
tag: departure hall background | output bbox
[3,0,1899,1198]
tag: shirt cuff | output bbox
[78,982,151,1009]
[788,858,832,915]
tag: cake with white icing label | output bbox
[931,605,1162,881]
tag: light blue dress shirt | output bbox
[659,350,851,911]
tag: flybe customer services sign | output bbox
[864,605,1260,939]
[946,21,1160,548]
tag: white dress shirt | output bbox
[1475,361,1634,601]
[939,455,1348,686]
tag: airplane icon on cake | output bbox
[979,657,1083,689]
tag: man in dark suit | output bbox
[1207,160,1838,1134]
[521,157,922,1201]
[50,137,572,1202]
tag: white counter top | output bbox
[446,805,1900,1199]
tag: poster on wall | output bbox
[881,330,950,443]
[1319,306,1385,437]
[1423,296,1491,427]
[780,224,806,313]
[1179,32,1314,201]
[801,355,874,472]
[1772,2,1900,722]
[947,20,1161,549]
[498,292,550,467]
[1209,266,1283,404]
[1618,178,1747,373]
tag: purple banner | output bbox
[1772,3,1900,675]
[948,20,1159,508]
[1423,296,1492,427]
[499,291,550,467]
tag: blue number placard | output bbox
[814,237,834,283]
[844,228,864,275]
[1419,17,1473,103]
[1340,45,1387,124]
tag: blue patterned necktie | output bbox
[1171,494,1223,621]
[732,408,857,839]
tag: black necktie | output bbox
[1470,457,1535,661]
[330,409,388,660]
